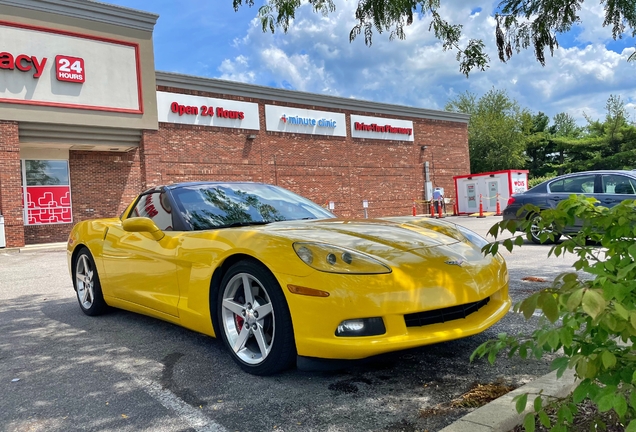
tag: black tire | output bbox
[73,247,108,316]
[529,214,562,245]
[217,260,296,375]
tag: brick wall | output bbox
[23,149,142,245]
[11,89,469,246]
[146,87,469,218]
[0,121,24,247]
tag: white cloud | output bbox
[213,0,635,125]
[218,56,256,83]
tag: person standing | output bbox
[433,187,444,214]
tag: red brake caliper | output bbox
[234,314,244,331]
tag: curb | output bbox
[438,368,578,431]
[1,242,67,254]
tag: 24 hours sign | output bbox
[55,55,85,83]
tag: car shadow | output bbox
[0,293,555,432]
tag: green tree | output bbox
[556,95,636,172]
[550,113,581,138]
[523,112,558,178]
[232,0,636,76]
[446,88,527,173]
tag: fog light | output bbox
[335,317,386,336]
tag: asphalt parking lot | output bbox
[0,216,580,432]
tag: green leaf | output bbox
[582,290,606,319]
[630,311,636,329]
[520,295,539,320]
[538,410,550,428]
[630,390,636,409]
[559,327,573,348]
[614,394,628,417]
[523,412,535,432]
[598,393,614,412]
[563,273,577,282]
[566,289,584,311]
[601,351,617,369]
[533,395,542,412]
[515,393,528,414]
[572,382,589,404]
[551,356,568,371]
[557,404,574,423]
[615,303,629,320]
[542,294,559,323]
[503,238,513,252]
[626,419,636,432]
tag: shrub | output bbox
[472,194,636,431]
[528,175,556,189]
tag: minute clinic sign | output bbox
[157,92,260,130]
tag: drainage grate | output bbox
[404,297,490,327]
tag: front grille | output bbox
[404,297,491,327]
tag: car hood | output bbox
[261,217,469,256]
[255,217,501,290]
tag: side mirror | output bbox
[122,217,165,241]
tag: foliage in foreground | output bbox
[472,195,636,431]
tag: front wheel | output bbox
[217,261,296,375]
[73,248,108,316]
[529,214,561,245]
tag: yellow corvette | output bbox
[67,182,510,375]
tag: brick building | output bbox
[0,0,470,248]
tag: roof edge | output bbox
[0,0,158,32]
[155,71,471,124]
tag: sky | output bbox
[107,0,636,126]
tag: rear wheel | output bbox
[529,214,561,245]
[217,261,296,375]
[73,248,108,316]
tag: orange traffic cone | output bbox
[495,194,502,216]
[477,194,486,218]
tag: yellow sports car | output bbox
[67,182,510,375]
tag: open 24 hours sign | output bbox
[156,92,260,130]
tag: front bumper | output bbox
[275,261,510,360]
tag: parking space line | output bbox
[135,377,227,432]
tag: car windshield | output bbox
[171,183,335,230]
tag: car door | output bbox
[597,173,636,208]
[101,190,181,317]
[546,173,597,231]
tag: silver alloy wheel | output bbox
[75,254,95,310]
[530,216,544,241]
[221,272,275,365]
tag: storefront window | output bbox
[21,160,73,225]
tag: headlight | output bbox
[456,225,489,249]
[293,242,391,274]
